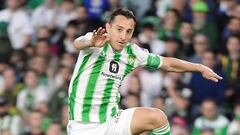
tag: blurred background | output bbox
[0,0,240,135]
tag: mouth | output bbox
[117,41,126,46]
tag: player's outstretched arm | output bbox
[160,57,223,82]
[73,27,110,51]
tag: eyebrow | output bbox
[116,25,133,31]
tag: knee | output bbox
[148,108,168,129]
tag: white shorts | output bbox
[67,108,136,135]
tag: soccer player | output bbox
[67,8,222,135]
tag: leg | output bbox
[130,107,171,135]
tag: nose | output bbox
[120,32,127,41]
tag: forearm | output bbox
[161,57,203,73]
[73,38,92,51]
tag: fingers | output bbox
[93,27,106,36]
[209,72,223,82]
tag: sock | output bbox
[150,122,172,135]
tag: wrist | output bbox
[196,64,204,73]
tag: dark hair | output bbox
[202,98,217,106]
[109,8,136,24]
[67,20,78,28]
[37,38,50,45]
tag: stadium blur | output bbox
[0,0,240,135]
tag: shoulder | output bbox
[0,9,9,15]
[0,9,10,20]
[218,115,229,125]
[194,116,204,127]
[128,43,149,54]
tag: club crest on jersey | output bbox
[100,51,106,57]
[109,61,119,73]
[128,55,135,65]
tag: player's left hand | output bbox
[200,64,223,82]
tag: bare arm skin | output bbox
[73,27,110,51]
[160,57,222,82]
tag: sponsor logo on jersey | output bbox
[101,72,122,81]
[109,61,119,73]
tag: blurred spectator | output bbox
[189,33,209,63]
[58,20,78,55]
[55,0,75,29]
[101,0,122,22]
[138,23,165,55]
[60,52,76,69]
[1,68,24,107]
[158,9,181,41]
[219,35,240,117]
[171,125,189,135]
[48,65,70,121]
[179,20,194,58]
[24,110,45,135]
[199,128,214,135]
[126,75,141,95]
[231,4,240,19]
[61,104,68,131]
[32,0,57,30]
[220,35,240,92]
[29,56,49,85]
[0,0,33,50]
[189,51,225,117]
[162,37,182,58]
[222,17,240,42]
[191,1,218,50]
[0,96,24,135]
[192,99,229,135]
[161,72,192,119]
[139,69,164,107]
[74,5,101,36]
[227,101,240,135]
[152,96,165,111]
[155,0,172,18]
[82,0,109,20]
[122,93,140,109]
[36,27,51,41]
[221,17,240,53]
[121,0,151,20]
[9,50,26,79]
[46,123,62,135]
[17,69,48,116]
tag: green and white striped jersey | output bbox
[68,32,163,123]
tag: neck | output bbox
[31,128,42,134]
[28,85,37,90]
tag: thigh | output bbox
[130,107,168,135]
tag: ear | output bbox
[105,22,111,34]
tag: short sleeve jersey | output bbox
[68,32,163,123]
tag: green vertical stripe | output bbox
[123,44,135,78]
[111,106,117,117]
[99,51,121,123]
[99,79,115,122]
[82,44,109,122]
[147,54,161,69]
[69,54,91,120]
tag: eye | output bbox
[127,30,132,34]
[117,28,122,32]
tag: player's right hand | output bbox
[91,27,110,47]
